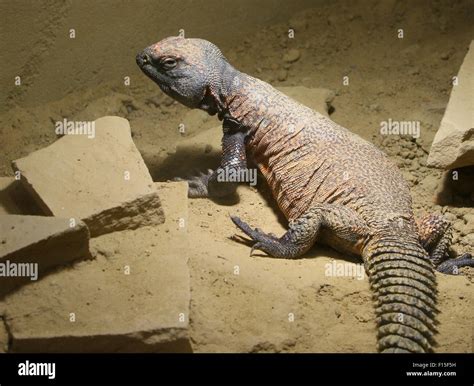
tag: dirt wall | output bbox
[0,0,318,112]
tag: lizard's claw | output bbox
[230,216,276,239]
[172,169,214,197]
[250,242,264,256]
[229,234,252,245]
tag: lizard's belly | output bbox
[249,120,414,225]
[256,150,351,221]
[256,155,326,221]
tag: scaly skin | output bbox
[136,37,473,353]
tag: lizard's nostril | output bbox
[143,54,150,64]
[136,52,150,66]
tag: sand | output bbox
[0,0,472,352]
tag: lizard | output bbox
[136,36,474,353]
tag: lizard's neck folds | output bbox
[220,68,280,134]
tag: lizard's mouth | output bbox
[136,54,159,82]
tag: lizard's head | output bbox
[136,36,228,115]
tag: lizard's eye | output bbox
[161,57,177,70]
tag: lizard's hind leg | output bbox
[417,213,473,274]
[231,203,369,259]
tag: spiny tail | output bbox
[363,237,438,353]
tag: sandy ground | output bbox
[1,0,473,352]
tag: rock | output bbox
[83,191,165,237]
[12,116,164,236]
[401,170,417,185]
[452,220,465,235]
[461,213,474,234]
[0,215,90,298]
[2,182,191,353]
[440,52,449,60]
[277,69,288,81]
[462,233,474,248]
[442,212,457,222]
[283,49,301,63]
[440,50,453,61]
[0,178,42,215]
[427,41,474,169]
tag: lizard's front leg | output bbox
[182,128,248,198]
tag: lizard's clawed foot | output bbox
[172,169,213,197]
[230,215,280,256]
[436,253,474,275]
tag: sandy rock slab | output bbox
[0,215,90,298]
[153,87,334,180]
[0,178,42,215]
[1,182,190,353]
[427,41,474,170]
[11,116,164,237]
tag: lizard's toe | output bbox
[230,215,285,257]
[230,216,275,240]
[230,215,256,238]
[436,253,474,275]
[249,241,280,257]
